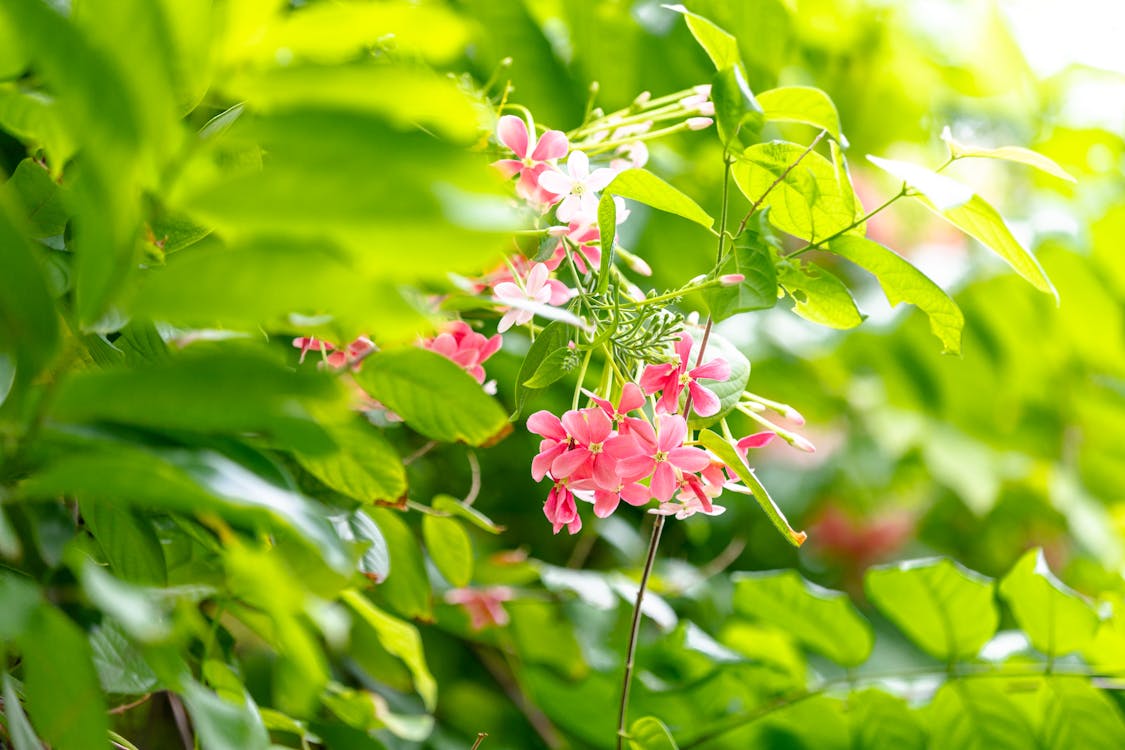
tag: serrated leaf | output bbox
[342,590,437,711]
[926,680,1035,750]
[758,86,843,143]
[829,235,963,354]
[356,348,510,447]
[865,557,998,660]
[629,716,679,749]
[3,672,43,750]
[368,508,431,620]
[432,495,505,534]
[711,66,763,149]
[421,515,473,588]
[604,168,714,229]
[697,430,806,546]
[704,241,777,321]
[942,129,1075,183]
[733,570,872,666]
[297,421,406,505]
[867,154,1058,302]
[776,259,864,329]
[88,622,159,695]
[733,141,860,242]
[998,548,1099,657]
[664,5,741,71]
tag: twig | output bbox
[474,645,563,749]
[734,130,827,238]
[403,440,438,466]
[463,450,481,506]
[470,732,489,750]
[108,692,152,715]
[167,693,194,750]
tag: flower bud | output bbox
[633,90,652,107]
[693,84,713,96]
[719,273,745,286]
[687,117,714,131]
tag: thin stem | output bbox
[463,451,481,506]
[109,730,142,750]
[734,130,827,239]
[786,187,906,259]
[470,732,489,750]
[571,349,593,410]
[615,513,666,749]
[108,693,152,715]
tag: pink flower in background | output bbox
[422,321,502,384]
[293,337,335,364]
[493,115,569,202]
[544,482,582,534]
[324,336,375,371]
[617,413,711,502]
[445,586,515,631]
[640,333,730,417]
[492,262,575,332]
[537,150,616,223]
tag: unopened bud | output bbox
[693,84,712,97]
[789,433,816,453]
[719,274,745,286]
[784,407,806,426]
[687,117,714,131]
[633,90,652,107]
[624,252,653,277]
[688,274,707,285]
[697,100,716,116]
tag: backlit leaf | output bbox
[999,548,1099,657]
[758,86,843,143]
[422,515,473,588]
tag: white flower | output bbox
[537,150,616,224]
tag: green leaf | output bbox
[342,590,437,711]
[355,348,511,447]
[758,86,843,143]
[79,561,172,644]
[88,622,159,695]
[368,508,432,620]
[998,548,1099,657]
[3,673,43,750]
[0,573,40,639]
[776,258,864,329]
[7,158,66,237]
[942,129,1075,183]
[80,501,167,586]
[331,510,390,583]
[296,421,407,505]
[866,155,1058,302]
[514,321,573,418]
[421,515,473,588]
[664,5,741,71]
[431,495,505,535]
[522,347,580,389]
[829,235,964,354]
[1038,677,1125,749]
[865,558,998,661]
[0,87,77,172]
[604,168,715,229]
[321,682,434,741]
[926,680,1035,750]
[849,689,926,750]
[704,241,778,321]
[733,141,860,242]
[181,680,270,750]
[732,570,872,666]
[711,67,763,149]
[697,430,806,546]
[20,606,109,750]
[629,716,679,750]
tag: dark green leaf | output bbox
[865,558,998,661]
[0,573,40,639]
[514,321,572,418]
[80,500,167,586]
[522,347,579,389]
[704,241,778,321]
[368,508,431,620]
[3,673,43,750]
[776,258,864,329]
[998,548,1099,657]
[422,515,473,588]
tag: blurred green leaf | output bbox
[296,421,406,506]
[88,622,159,695]
[422,515,473,588]
[867,155,1058,302]
[368,508,432,620]
[3,673,42,750]
[829,235,963,354]
[849,689,926,750]
[704,241,778,321]
[629,716,679,749]
[999,548,1099,657]
[0,87,76,172]
[321,682,434,741]
[432,495,505,535]
[926,680,1035,750]
[665,5,741,71]
[80,501,167,586]
[865,558,998,661]
[1038,677,1125,749]
[776,258,864,329]
[356,348,510,447]
[733,570,872,666]
[758,86,843,142]
[343,590,438,711]
[942,130,1075,183]
[332,510,390,583]
[7,159,66,237]
[0,574,39,639]
[182,679,270,750]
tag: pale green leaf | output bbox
[942,129,1075,182]
[704,241,778,321]
[664,5,741,71]
[711,66,763,149]
[296,421,407,505]
[849,689,926,750]
[421,515,473,588]
[776,259,864,329]
[998,548,1099,657]
[1039,677,1125,749]
[758,86,842,143]
[432,494,505,534]
[629,716,679,749]
[331,510,390,583]
[342,590,437,711]
[604,168,714,229]
[926,680,1035,750]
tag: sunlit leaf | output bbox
[849,689,926,750]
[942,128,1075,183]
[758,86,842,143]
[629,716,679,749]
[604,168,715,230]
[998,548,1099,657]
[776,258,864,329]
[711,66,763,149]
[422,515,473,588]
[704,240,778,321]
[342,590,438,711]
[926,680,1035,750]
[664,5,741,71]
[1038,677,1125,749]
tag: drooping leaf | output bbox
[926,680,1035,750]
[522,347,580,389]
[865,558,998,661]
[367,508,431,620]
[421,515,473,588]
[355,348,510,447]
[867,154,1058,302]
[776,258,864,329]
[664,5,741,71]
[732,570,872,666]
[603,168,715,230]
[697,430,806,546]
[829,235,964,354]
[321,682,434,741]
[711,66,763,149]
[296,420,407,506]
[998,548,1099,657]
[629,716,679,750]
[342,590,438,711]
[942,129,1075,183]
[704,240,778,321]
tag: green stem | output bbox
[571,349,593,410]
[734,130,827,239]
[786,187,906,259]
[584,121,703,157]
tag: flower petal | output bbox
[536,169,573,196]
[651,462,677,501]
[532,129,569,161]
[668,446,711,472]
[687,381,721,417]
[690,357,730,382]
[527,411,566,440]
[568,150,590,180]
[585,167,616,192]
[498,115,530,158]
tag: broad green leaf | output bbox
[79,562,173,644]
[664,5,741,71]
[3,673,43,750]
[697,430,806,546]
[711,66,763,149]
[867,155,1058,302]
[431,495,505,535]
[181,680,270,750]
[733,142,860,242]
[368,508,431,620]
[514,322,574,418]
[0,573,40,639]
[80,501,167,586]
[704,241,778,321]
[522,347,580,389]
[849,689,926,750]
[88,622,159,695]
[829,235,964,354]
[926,680,1035,750]
[20,606,109,750]
[296,421,407,506]
[7,159,66,237]
[776,259,864,329]
[865,558,998,660]
[0,186,59,382]
[684,327,750,427]
[342,590,437,710]
[356,348,510,447]
[331,510,390,583]
[629,716,679,750]
[0,87,77,173]
[0,499,21,559]
[604,169,715,229]
[758,86,843,143]
[998,548,1099,657]
[1038,677,1125,749]
[732,570,872,666]
[942,129,1075,183]
[421,515,473,588]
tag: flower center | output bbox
[654,450,668,463]
[589,442,604,455]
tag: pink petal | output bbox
[690,357,730,382]
[497,115,529,158]
[551,448,591,479]
[603,434,638,460]
[620,482,651,506]
[592,454,619,490]
[545,279,575,306]
[496,310,518,333]
[668,446,711,472]
[480,334,503,360]
[737,432,776,453]
[527,411,566,440]
[619,383,645,414]
[593,490,620,519]
[639,363,675,394]
[560,410,592,444]
[656,382,684,415]
[687,381,721,418]
[526,263,550,294]
[493,281,523,301]
[618,455,655,482]
[555,195,581,223]
[531,129,569,161]
[675,333,694,367]
[585,408,613,443]
[492,158,524,178]
[624,418,657,451]
[657,414,688,452]
[651,462,677,501]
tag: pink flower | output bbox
[586,477,651,519]
[324,336,375,371]
[617,414,711,502]
[492,262,575,332]
[537,150,616,224]
[422,321,502,385]
[493,115,569,202]
[550,407,637,489]
[445,586,514,631]
[736,431,776,456]
[587,382,646,425]
[544,482,582,535]
[527,410,571,482]
[293,337,334,364]
[639,333,730,417]
[650,494,726,520]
